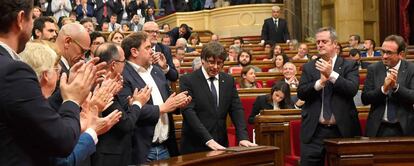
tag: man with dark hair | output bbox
[32,16,58,42]
[233,36,244,48]
[349,34,363,49]
[0,0,99,165]
[168,23,192,46]
[91,42,152,166]
[119,32,191,164]
[179,42,256,154]
[361,39,381,57]
[161,34,171,46]
[260,6,290,45]
[298,27,361,165]
[143,21,179,82]
[108,14,121,32]
[95,0,116,25]
[80,17,96,34]
[362,35,414,137]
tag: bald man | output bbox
[56,23,91,73]
[142,21,178,82]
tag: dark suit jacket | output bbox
[261,17,290,44]
[0,46,81,165]
[297,56,361,144]
[95,0,115,24]
[248,95,273,124]
[91,95,142,166]
[361,60,414,136]
[154,43,179,82]
[179,69,249,154]
[118,62,179,164]
[168,27,192,46]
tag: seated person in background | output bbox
[281,62,299,88]
[227,44,241,62]
[348,34,364,50]
[168,23,192,46]
[160,23,170,32]
[188,32,203,47]
[264,44,284,61]
[349,48,370,69]
[176,37,198,54]
[264,43,273,55]
[211,34,220,42]
[120,23,130,32]
[268,53,289,72]
[287,39,299,51]
[233,36,244,48]
[101,22,109,32]
[161,34,171,46]
[236,65,263,89]
[175,47,186,63]
[80,17,96,34]
[107,30,125,45]
[229,50,261,73]
[361,39,381,57]
[86,32,106,60]
[291,43,311,61]
[248,81,294,124]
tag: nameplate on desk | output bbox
[219,146,267,152]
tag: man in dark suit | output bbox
[168,23,192,46]
[91,43,152,166]
[361,35,414,137]
[95,0,116,25]
[260,6,290,45]
[179,42,257,154]
[118,32,191,164]
[143,21,179,82]
[297,27,361,166]
[0,1,98,165]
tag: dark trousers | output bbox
[300,124,341,166]
[377,122,403,137]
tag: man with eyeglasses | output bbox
[298,27,361,166]
[142,21,178,82]
[362,35,414,138]
[179,42,257,155]
[32,16,58,42]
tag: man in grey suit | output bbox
[362,35,414,137]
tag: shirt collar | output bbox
[128,60,153,73]
[201,66,219,80]
[0,41,20,60]
[388,60,402,71]
[60,56,70,70]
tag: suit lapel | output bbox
[333,56,344,75]
[397,60,408,86]
[218,72,225,112]
[195,69,216,110]
[151,67,168,101]
[0,46,12,59]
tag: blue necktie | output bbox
[209,77,218,109]
[387,93,397,122]
[323,82,333,120]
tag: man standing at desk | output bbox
[361,35,414,137]
[297,27,361,166]
[179,42,257,154]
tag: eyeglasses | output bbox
[113,59,126,63]
[61,30,89,55]
[144,30,160,34]
[316,40,331,45]
[379,49,399,56]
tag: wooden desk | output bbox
[254,107,370,166]
[149,146,279,166]
[325,137,414,166]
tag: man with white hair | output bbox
[176,37,196,53]
[260,6,290,45]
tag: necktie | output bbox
[387,91,397,122]
[112,23,115,31]
[275,20,278,31]
[322,82,333,120]
[103,3,107,18]
[209,77,218,108]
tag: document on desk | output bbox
[219,146,267,152]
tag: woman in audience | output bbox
[288,39,299,51]
[187,32,203,47]
[268,54,289,72]
[33,6,42,19]
[161,23,170,32]
[248,81,294,124]
[237,65,263,89]
[145,7,156,22]
[107,30,125,45]
[266,44,284,60]
[86,32,107,60]
[120,23,130,32]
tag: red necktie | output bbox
[103,3,107,18]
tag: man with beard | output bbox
[168,23,192,46]
[32,16,58,42]
[143,21,178,82]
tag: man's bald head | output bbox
[143,21,159,31]
[142,21,159,45]
[56,23,91,67]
